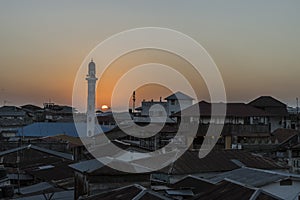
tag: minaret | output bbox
[86,59,98,137]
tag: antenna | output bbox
[132,91,136,114]
[297,98,299,130]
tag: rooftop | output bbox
[192,179,283,200]
[83,184,172,200]
[165,91,194,100]
[209,167,300,187]
[173,101,269,117]
[17,122,113,138]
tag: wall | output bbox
[167,99,192,116]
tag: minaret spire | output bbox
[86,59,98,137]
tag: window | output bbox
[171,100,176,105]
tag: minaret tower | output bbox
[86,59,98,137]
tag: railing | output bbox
[187,123,270,135]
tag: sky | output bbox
[0,0,300,110]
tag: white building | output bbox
[165,91,194,116]
[138,92,193,118]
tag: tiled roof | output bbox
[173,101,268,117]
[270,128,299,144]
[249,96,288,116]
[249,96,287,108]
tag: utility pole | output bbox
[132,91,136,115]
[297,98,299,131]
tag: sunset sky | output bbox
[0,1,299,110]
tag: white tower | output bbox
[86,59,98,137]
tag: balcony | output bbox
[193,124,270,136]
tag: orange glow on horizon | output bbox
[101,104,109,110]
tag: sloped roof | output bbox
[102,124,178,141]
[25,160,74,181]
[192,179,283,200]
[0,106,26,116]
[69,159,104,174]
[83,184,172,200]
[209,167,300,187]
[170,175,215,194]
[0,118,26,127]
[39,134,83,147]
[270,128,299,144]
[17,122,113,137]
[255,190,284,200]
[165,92,194,100]
[15,190,74,200]
[249,96,287,108]
[249,97,288,116]
[20,104,42,112]
[192,180,256,200]
[69,149,283,176]
[133,150,283,175]
[173,101,268,117]
[17,182,62,195]
[69,158,151,175]
[0,144,73,160]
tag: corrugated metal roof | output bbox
[16,182,57,195]
[17,122,113,137]
[69,159,104,173]
[170,175,215,194]
[192,180,256,200]
[192,179,284,200]
[0,144,73,160]
[165,189,194,196]
[15,190,74,200]
[26,161,74,182]
[69,158,151,175]
[83,184,172,200]
[8,173,33,181]
[0,106,26,117]
[148,150,283,175]
[209,168,291,187]
[30,145,73,160]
